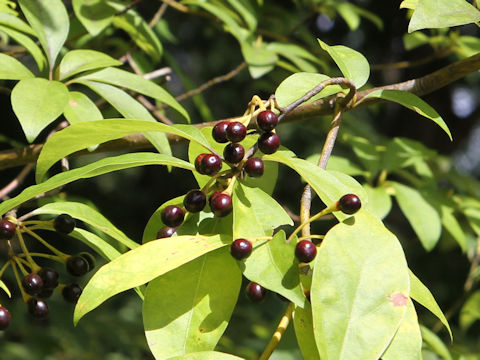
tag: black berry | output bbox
[22,273,44,296]
[0,306,11,330]
[338,194,361,215]
[246,282,267,303]
[201,154,223,176]
[258,132,280,154]
[195,153,208,174]
[54,214,76,234]
[295,240,317,263]
[27,298,49,319]
[66,255,90,276]
[0,219,16,240]
[79,252,96,271]
[226,122,247,143]
[184,190,206,213]
[245,157,264,177]
[38,288,54,299]
[257,110,278,132]
[212,121,230,143]
[230,238,252,260]
[157,227,176,238]
[161,205,185,227]
[38,268,59,289]
[62,284,82,304]
[223,143,245,164]
[209,192,233,217]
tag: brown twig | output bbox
[136,95,174,125]
[0,164,34,200]
[370,47,454,71]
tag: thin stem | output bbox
[259,302,295,360]
[21,226,69,260]
[19,252,64,263]
[288,203,337,242]
[11,260,28,302]
[13,256,29,275]
[0,164,34,199]
[15,228,40,272]
[297,234,324,241]
[0,261,11,279]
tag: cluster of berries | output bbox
[157,110,281,238]
[0,213,94,330]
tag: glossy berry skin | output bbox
[295,240,317,263]
[79,252,96,271]
[201,154,223,176]
[54,213,76,234]
[245,157,264,177]
[161,205,185,227]
[338,194,361,215]
[22,273,44,296]
[184,190,206,213]
[38,288,54,299]
[66,255,90,276]
[257,110,278,132]
[212,121,230,143]
[38,268,59,289]
[258,132,280,154]
[0,219,16,240]
[0,306,11,330]
[157,226,176,238]
[27,298,49,319]
[226,122,247,143]
[230,238,252,260]
[195,154,208,174]
[223,143,245,164]
[209,192,233,217]
[246,282,267,303]
[62,284,82,304]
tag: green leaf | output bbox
[328,170,367,203]
[391,182,441,251]
[0,53,34,79]
[240,40,278,79]
[381,299,422,360]
[0,24,47,72]
[72,0,116,36]
[336,2,361,30]
[343,133,383,178]
[440,205,466,251]
[11,78,69,143]
[0,279,11,298]
[460,290,480,331]
[227,0,257,32]
[312,212,410,360]
[233,182,292,239]
[63,91,103,124]
[35,119,210,182]
[0,153,194,216]
[408,0,480,33]
[456,35,480,57]
[364,90,452,140]
[307,154,365,176]
[143,248,241,359]
[267,43,320,73]
[169,352,246,360]
[59,50,122,80]
[263,151,367,221]
[293,303,321,360]
[75,235,226,324]
[68,228,122,261]
[400,0,418,10]
[274,73,343,108]
[18,0,69,70]
[318,40,370,88]
[30,201,138,250]
[383,137,436,172]
[403,32,430,51]
[242,231,306,308]
[74,67,189,122]
[409,270,452,340]
[0,13,36,36]
[364,184,392,219]
[420,326,452,360]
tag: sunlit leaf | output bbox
[59,50,122,80]
[0,53,34,79]
[293,303,321,360]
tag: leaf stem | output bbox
[21,226,69,261]
[259,302,295,360]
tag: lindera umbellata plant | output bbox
[2,0,480,359]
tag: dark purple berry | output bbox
[184,190,206,213]
[295,240,317,263]
[230,238,252,260]
[54,213,76,234]
[258,132,280,154]
[223,143,245,164]
[79,252,96,271]
[257,110,278,132]
[338,194,361,215]
[226,122,247,143]
[27,298,49,319]
[245,157,264,177]
[66,255,90,276]
[0,219,16,240]
[195,154,208,174]
[38,288,54,299]
[209,192,233,217]
[37,268,59,289]
[161,205,185,227]
[201,154,223,176]
[212,121,230,143]
[157,227,176,238]
[246,282,267,303]
[0,306,11,330]
[62,284,82,304]
[22,273,44,296]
